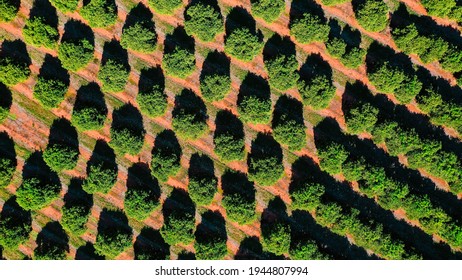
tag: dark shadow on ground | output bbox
[134,227,170,260]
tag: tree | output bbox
[94,212,133,259]
[290,240,329,260]
[137,85,167,118]
[265,54,299,91]
[160,212,195,245]
[238,95,272,125]
[43,143,79,172]
[16,177,61,211]
[172,90,208,140]
[188,176,217,206]
[345,103,379,134]
[0,85,10,122]
[0,198,31,250]
[110,127,145,155]
[421,0,456,18]
[72,87,107,131]
[290,182,325,212]
[184,2,223,42]
[124,187,160,221]
[23,17,59,49]
[320,0,350,6]
[81,0,117,28]
[248,134,284,186]
[250,0,285,23]
[317,143,349,175]
[273,115,306,151]
[49,0,78,13]
[0,0,18,22]
[61,204,90,236]
[121,22,157,53]
[162,47,196,78]
[148,0,182,15]
[58,39,94,71]
[82,162,117,194]
[214,133,245,162]
[225,28,263,61]
[98,59,129,93]
[290,13,330,44]
[151,130,182,182]
[440,45,462,73]
[33,223,68,260]
[33,77,68,108]
[195,236,227,260]
[0,157,15,188]
[354,0,389,32]
[297,75,336,109]
[0,56,31,86]
[261,222,291,255]
[200,74,231,102]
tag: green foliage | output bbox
[316,202,343,228]
[250,0,285,23]
[297,75,336,109]
[200,74,231,102]
[290,13,329,44]
[33,77,68,108]
[72,107,106,131]
[58,39,94,71]
[273,115,306,151]
[371,121,420,156]
[317,143,348,175]
[172,109,208,139]
[326,37,347,59]
[160,212,195,245]
[345,103,379,134]
[368,62,422,104]
[261,222,291,255]
[124,187,160,221]
[16,177,61,211]
[151,152,180,182]
[195,237,228,260]
[265,54,299,91]
[290,182,325,212]
[421,0,456,18]
[0,216,30,249]
[290,240,329,260]
[238,95,272,124]
[354,0,389,32]
[340,47,366,68]
[94,227,132,259]
[137,85,167,118]
[420,37,449,64]
[225,28,263,61]
[440,45,462,73]
[184,3,223,42]
[0,157,15,187]
[222,192,256,225]
[162,47,196,78]
[0,56,31,86]
[248,157,284,186]
[23,17,59,49]
[82,163,117,194]
[148,0,182,15]
[81,0,117,28]
[61,205,90,236]
[188,177,217,206]
[320,0,350,6]
[110,127,145,155]
[49,0,78,13]
[0,0,18,22]
[43,143,79,172]
[121,22,157,53]
[98,59,129,93]
[214,133,245,162]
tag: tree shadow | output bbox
[313,117,462,221]
[62,19,94,46]
[152,129,182,166]
[0,84,12,120]
[162,188,195,219]
[172,89,208,126]
[87,139,117,176]
[299,53,332,82]
[74,82,108,119]
[1,39,31,67]
[0,131,16,162]
[177,251,196,260]
[34,222,69,259]
[188,153,215,183]
[22,151,60,185]
[38,54,70,87]
[235,236,264,260]
[365,41,416,77]
[123,2,155,30]
[126,162,161,207]
[237,73,271,110]
[328,19,362,48]
[63,178,93,220]
[263,34,296,62]
[225,6,258,35]
[0,196,32,243]
[195,210,227,250]
[289,0,326,25]
[139,66,165,93]
[75,242,105,260]
[272,95,305,129]
[47,117,79,151]
[101,39,130,71]
[248,133,283,167]
[96,209,132,250]
[29,0,59,28]
[200,51,230,81]
[111,103,145,138]
[164,26,195,54]
[214,110,245,142]
[134,227,170,260]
